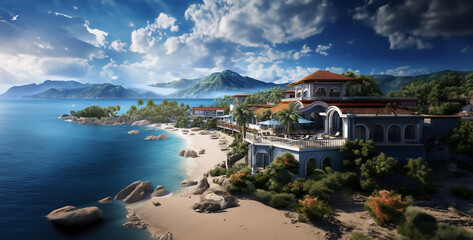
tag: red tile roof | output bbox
[192,107,227,111]
[232,94,249,97]
[283,90,295,93]
[287,70,359,86]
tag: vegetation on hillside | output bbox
[442,120,473,158]
[124,98,190,123]
[343,72,384,97]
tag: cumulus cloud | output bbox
[315,43,332,56]
[100,59,119,80]
[164,37,180,54]
[382,66,428,76]
[185,0,337,47]
[129,13,179,53]
[109,40,127,52]
[155,13,179,32]
[84,20,109,48]
[353,0,473,49]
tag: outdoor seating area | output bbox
[245,132,346,150]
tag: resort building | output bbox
[216,70,462,177]
[192,107,226,119]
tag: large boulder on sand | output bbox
[155,232,174,240]
[178,150,186,156]
[128,130,140,135]
[123,181,151,204]
[180,179,197,187]
[115,181,142,200]
[132,120,151,126]
[151,185,168,197]
[198,149,205,154]
[184,150,198,158]
[144,134,168,140]
[193,188,238,213]
[193,177,210,195]
[46,206,102,226]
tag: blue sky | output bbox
[1,0,473,93]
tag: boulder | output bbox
[190,133,195,135]
[181,129,189,133]
[151,198,161,206]
[57,114,71,119]
[184,150,198,158]
[155,232,174,240]
[151,185,168,197]
[132,120,151,126]
[123,207,149,230]
[178,150,186,156]
[198,149,205,154]
[191,127,200,131]
[193,188,238,213]
[193,177,210,195]
[213,176,226,186]
[128,130,140,135]
[180,179,198,187]
[98,196,112,204]
[144,134,168,140]
[46,206,102,226]
[165,126,173,129]
[115,181,142,200]
[123,181,151,204]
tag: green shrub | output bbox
[405,157,435,194]
[254,171,270,190]
[268,193,297,209]
[435,222,473,240]
[255,189,272,203]
[365,190,411,226]
[227,168,255,193]
[360,153,398,192]
[340,139,377,171]
[308,181,334,202]
[299,196,332,221]
[304,171,359,201]
[349,232,373,240]
[297,213,307,223]
[76,105,109,119]
[450,186,473,199]
[273,152,299,174]
[284,179,305,198]
[209,167,227,177]
[266,161,293,192]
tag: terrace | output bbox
[245,132,346,151]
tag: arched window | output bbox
[369,124,384,143]
[329,87,341,97]
[306,157,317,176]
[303,90,308,97]
[322,157,331,170]
[297,91,301,98]
[387,125,401,143]
[404,125,417,142]
[355,125,367,140]
[314,87,327,97]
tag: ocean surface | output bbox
[0,98,214,240]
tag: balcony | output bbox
[245,133,346,150]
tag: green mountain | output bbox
[31,83,159,99]
[1,80,88,98]
[152,70,283,98]
[374,70,473,94]
[149,78,201,89]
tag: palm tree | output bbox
[275,102,301,135]
[137,99,144,108]
[146,99,155,108]
[233,102,253,140]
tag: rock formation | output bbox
[151,185,167,197]
[198,149,205,154]
[193,177,210,195]
[155,232,174,240]
[115,181,151,204]
[98,196,112,204]
[46,206,102,226]
[180,179,198,187]
[151,198,161,206]
[178,150,186,156]
[184,150,198,158]
[193,188,238,213]
[132,120,151,126]
[115,181,141,200]
[128,130,140,134]
[123,207,149,230]
[144,134,168,140]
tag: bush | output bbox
[350,232,373,240]
[299,195,332,221]
[227,168,255,193]
[450,186,473,199]
[268,193,297,209]
[209,167,227,177]
[365,190,411,226]
[307,180,334,202]
[255,189,272,203]
[284,180,305,198]
[398,206,473,240]
[405,157,435,194]
[340,139,377,171]
[254,171,270,190]
[297,213,307,223]
[303,171,359,201]
[273,152,299,174]
[360,153,398,192]
[76,105,108,119]
[266,161,293,192]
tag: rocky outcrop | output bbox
[128,130,140,135]
[212,176,227,186]
[184,150,198,158]
[98,196,112,204]
[123,207,149,230]
[57,114,71,119]
[151,185,167,197]
[144,134,168,140]
[46,206,102,226]
[115,181,151,204]
[180,179,198,187]
[190,133,195,135]
[155,232,174,240]
[193,177,210,195]
[151,198,161,206]
[191,127,200,131]
[199,131,209,135]
[115,181,141,200]
[132,120,151,126]
[193,188,238,213]
[198,149,205,154]
[181,129,189,133]
[178,150,186,156]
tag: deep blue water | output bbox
[0,98,214,240]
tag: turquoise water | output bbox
[0,98,214,240]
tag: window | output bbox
[369,124,384,143]
[322,158,331,170]
[306,158,317,176]
[297,91,302,98]
[387,125,401,143]
[355,125,367,140]
[314,87,327,97]
[329,87,341,97]
[303,90,308,97]
[404,125,417,142]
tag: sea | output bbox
[0,98,215,240]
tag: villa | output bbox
[216,70,463,177]
[192,107,227,120]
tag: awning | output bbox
[298,117,314,124]
[258,119,280,126]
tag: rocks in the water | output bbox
[46,206,102,226]
[98,196,112,204]
[57,114,71,119]
[151,185,168,197]
[180,179,198,187]
[115,181,151,204]
[123,181,151,204]
[178,150,186,156]
[193,188,238,213]
[123,207,149,230]
[144,134,168,140]
[155,232,174,240]
[128,130,140,135]
[198,149,205,154]
[132,120,151,126]
[151,198,161,206]
[184,150,198,158]
[193,177,210,195]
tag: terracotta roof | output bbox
[232,94,249,97]
[253,102,307,115]
[192,107,226,111]
[283,90,295,93]
[287,70,359,86]
[248,104,272,108]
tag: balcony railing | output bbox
[245,133,346,149]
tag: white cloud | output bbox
[129,13,179,53]
[185,0,337,47]
[382,66,428,76]
[164,37,180,54]
[84,20,108,48]
[155,13,179,32]
[109,40,127,52]
[315,43,332,56]
[100,59,119,80]
[293,44,312,60]
[461,46,471,54]
[11,14,18,21]
[73,6,78,10]
[52,11,72,19]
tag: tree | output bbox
[443,120,473,158]
[428,102,461,115]
[146,99,155,108]
[137,99,144,108]
[360,153,398,191]
[405,157,434,192]
[233,102,254,139]
[339,139,377,171]
[76,105,108,119]
[257,108,272,122]
[344,74,384,97]
[116,105,120,112]
[274,102,300,135]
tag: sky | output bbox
[1,0,473,93]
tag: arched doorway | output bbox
[306,157,317,177]
[329,87,341,97]
[255,151,270,169]
[369,124,384,143]
[355,124,367,140]
[314,87,327,97]
[387,125,401,143]
[309,112,324,130]
[322,157,331,170]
